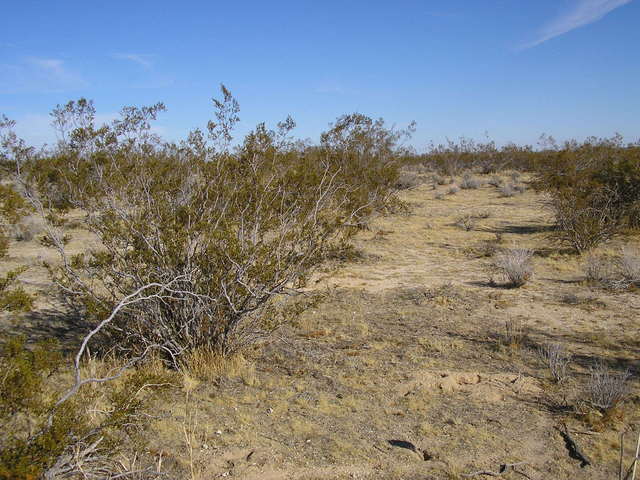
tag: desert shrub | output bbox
[534,136,640,252]
[492,248,534,287]
[537,343,571,383]
[460,173,482,190]
[0,125,34,312]
[447,185,460,195]
[582,362,631,412]
[18,88,414,363]
[584,250,640,290]
[547,188,621,252]
[584,254,616,286]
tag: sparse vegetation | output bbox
[584,250,640,290]
[533,136,640,252]
[1,88,639,479]
[582,362,632,413]
[502,318,528,349]
[537,342,572,383]
[492,248,535,287]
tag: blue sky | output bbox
[1,0,638,149]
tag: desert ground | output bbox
[3,172,639,479]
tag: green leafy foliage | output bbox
[0,336,172,480]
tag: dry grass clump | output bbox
[537,343,572,384]
[584,249,640,290]
[582,362,632,412]
[179,348,253,383]
[492,248,535,287]
[460,173,482,190]
[502,318,528,349]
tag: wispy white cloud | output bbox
[0,57,87,93]
[112,53,155,68]
[522,0,632,49]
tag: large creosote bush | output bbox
[19,87,413,363]
[533,136,640,252]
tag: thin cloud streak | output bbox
[522,0,632,49]
[0,57,87,93]
[112,53,155,68]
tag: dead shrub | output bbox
[502,318,528,349]
[582,362,631,412]
[584,250,640,290]
[537,343,572,383]
[492,248,534,287]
